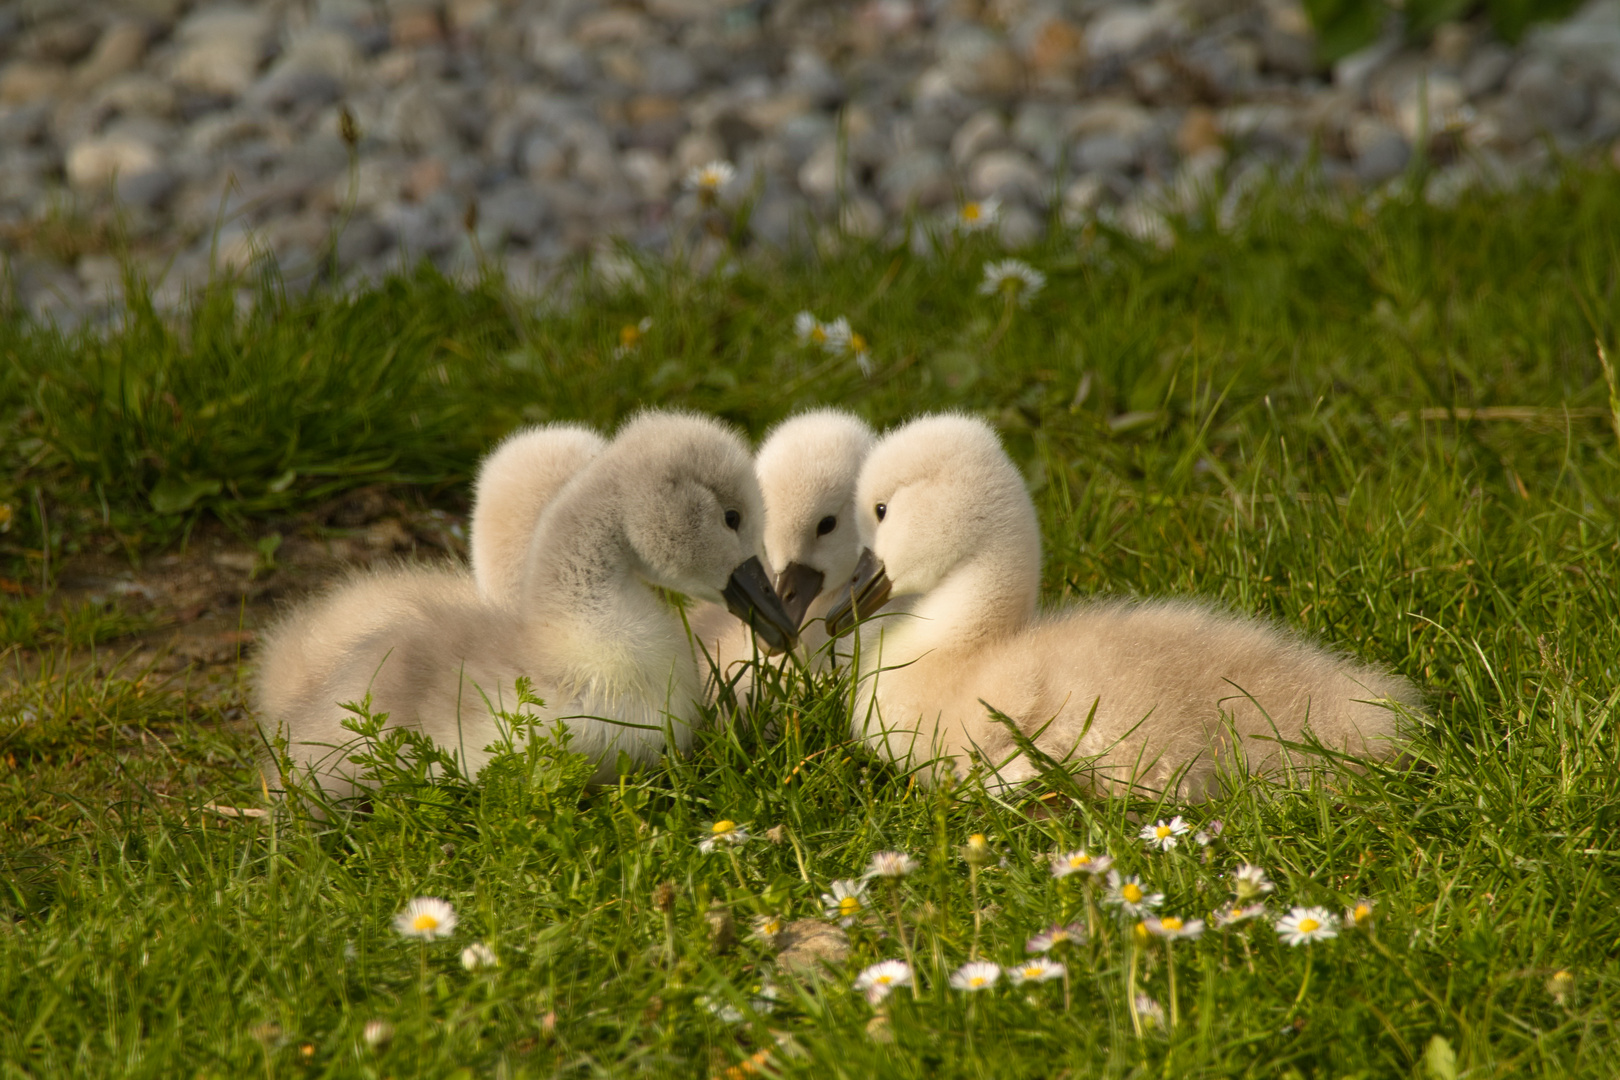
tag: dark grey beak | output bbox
[775,561,825,629]
[722,555,800,654]
[822,547,893,639]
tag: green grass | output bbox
[3,165,1620,1077]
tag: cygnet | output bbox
[468,423,605,604]
[686,408,875,691]
[824,413,1419,799]
[256,410,799,801]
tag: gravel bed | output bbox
[2,0,1618,324]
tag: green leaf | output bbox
[148,476,222,515]
[1424,1034,1458,1080]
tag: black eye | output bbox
[816,515,837,536]
[724,509,741,531]
[874,503,887,522]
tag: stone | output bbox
[951,109,1008,167]
[644,49,700,97]
[1177,106,1222,157]
[1389,73,1469,141]
[773,919,848,977]
[840,195,886,238]
[1505,57,1591,133]
[574,9,650,47]
[969,149,1046,204]
[117,166,177,210]
[72,21,149,91]
[1065,99,1153,141]
[1347,116,1409,182]
[249,69,344,112]
[94,74,178,117]
[999,203,1042,248]
[0,61,68,105]
[1088,3,1184,60]
[798,140,849,200]
[620,148,671,200]
[1462,44,1514,98]
[476,182,548,244]
[66,133,162,189]
[1260,26,1316,78]
[1011,102,1065,168]
[673,129,728,174]
[25,18,102,64]
[390,5,444,48]
[785,48,844,107]
[170,7,274,96]
[0,101,50,145]
[1333,37,1399,99]
[1073,133,1139,174]
[1431,22,1476,70]
[521,132,568,180]
[877,148,950,210]
[1027,16,1086,75]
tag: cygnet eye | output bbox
[816,514,837,536]
[874,503,887,522]
[724,509,741,531]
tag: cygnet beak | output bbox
[774,561,825,629]
[722,555,801,654]
[822,547,893,638]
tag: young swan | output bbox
[824,414,1419,799]
[468,422,606,604]
[686,408,875,690]
[256,411,799,800]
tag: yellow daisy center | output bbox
[1298,918,1320,934]
[1155,825,1172,839]
[1162,917,1183,932]
[849,332,867,353]
[1354,904,1371,922]
[712,820,735,835]
[875,974,892,985]
[1230,907,1244,919]
[1022,966,1042,977]
[962,203,981,221]
[619,325,641,347]
[411,914,439,932]
[809,326,825,343]
[1069,855,1090,868]
[969,976,986,987]
[1122,883,1143,903]
[839,896,861,916]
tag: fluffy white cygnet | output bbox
[825,413,1419,799]
[686,408,874,691]
[256,410,798,801]
[468,423,605,604]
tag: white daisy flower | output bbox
[698,820,750,853]
[1050,849,1113,879]
[1143,915,1205,941]
[1194,820,1224,846]
[1343,897,1375,930]
[821,879,869,927]
[361,1019,393,1049]
[460,942,498,970]
[1103,871,1163,917]
[949,961,1001,992]
[393,897,457,941]
[1231,864,1275,901]
[854,959,913,1004]
[1134,994,1166,1028]
[684,160,736,195]
[1211,902,1268,928]
[955,198,1000,232]
[1139,817,1191,851]
[702,996,745,1024]
[794,311,830,347]
[1008,957,1065,985]
[865,851,917,878]
[978,258,1046,306]
[614,316,653,358]
[1025,921,1086,953]
[751,913,785,946]
[1276,905,1339,946]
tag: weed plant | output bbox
[2,167,1620,1076]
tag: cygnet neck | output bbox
[874,542,1040,668]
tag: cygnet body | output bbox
[826,414,1418,799]
[468,423,606,604]
[256,411,798,800]
[687,408,874,691]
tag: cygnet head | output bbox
[469,422,605,602]
[826,413,1040,635]
[571,409,801,652]
[753,408,876,626]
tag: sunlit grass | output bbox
[2,165,1619,1076]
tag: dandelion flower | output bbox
[794,311,830,347]
[949,961,1001,992]
[699,820,750,853]
[684,160,736,195]
[821,879,869,926]
[394,897,458,941]
[1008,957,1065,985]
[956,198,1000,232]
[1343,897,1375,930]
[1026,921,1086,953]
[1050,849,1113,878]
[361,1019,393,1049]
[1211,902,1268,928]
[978,258,1045,306]
[854,959,913,1004]
[1139,817,1191,852]
[460,942,498,970]
[1134,994,1166,1028]
[1231,864,1275,901]
[1276,905,1338,946]
[1144,915,1205,941]
[1103,870,1163,917]
[865,851,917,878]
